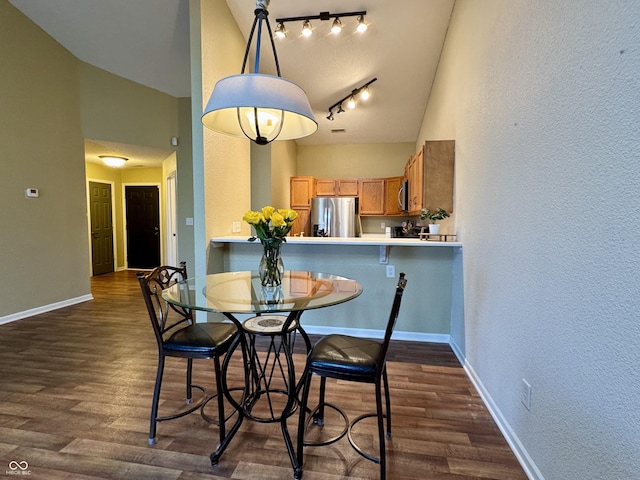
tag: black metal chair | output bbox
[296,273,407,480]
[138,262,238,446]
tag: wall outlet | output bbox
[232,221,241,233]
[521,378,532,410]
[380,222,386,229]
[185,217,194,226]
[386,265,395,278]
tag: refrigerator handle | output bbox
[326,207,331,237]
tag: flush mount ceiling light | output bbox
[99,155,128,168]
[326,78,377,121]
[201,0,317,145]
[275,10,367,38]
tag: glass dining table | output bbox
[162,270,363,479]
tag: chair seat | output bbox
[164,322,237,356]
[308,335,382,381]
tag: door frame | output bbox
[122,182,163,269]
[166,171,178,267]
[86,178,117,276]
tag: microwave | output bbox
[399,180,409,212]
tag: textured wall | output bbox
[418,1,640,478]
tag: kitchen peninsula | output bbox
[209,235,463,345]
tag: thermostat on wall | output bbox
[25,188,39,198]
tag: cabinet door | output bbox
[385,176,403,215]
[359,178,385,215]
[336,179,359,196]
[290,208,310,236]
[315,179,336,196]
[423,140,455,213]
[290,177,313,208]
[407,147,424,215]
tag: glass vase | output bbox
[259,245,284,287]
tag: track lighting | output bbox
[276,11,367,38]
[326,78,377,120]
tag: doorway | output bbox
[89,181,115,275]
[125,185,160,269]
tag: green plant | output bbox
[420,208,450,223]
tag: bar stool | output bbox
[296,273,407,480]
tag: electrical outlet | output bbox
[521,378,532,410]
[380,222,386,229]
[386,265,395,278]
[232,221,241,233]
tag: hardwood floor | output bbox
[0,271,527,479]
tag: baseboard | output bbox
[452,339,544,480]
[302,325,450,344]
[0,294,93,326]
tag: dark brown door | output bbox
[125,185,160,269]
[89,181,114,276]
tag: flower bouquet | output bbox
[242,206,298,286]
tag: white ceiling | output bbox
[10,0,454,166]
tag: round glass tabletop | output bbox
[162,270,363,315]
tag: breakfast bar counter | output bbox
[211,234,461,247]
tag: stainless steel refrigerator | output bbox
[311,197,360,237]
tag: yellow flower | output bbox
[271,212,286,228]
[242,210,263,225]
[261,206,275,220]
[278,209,298,223]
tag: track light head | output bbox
[357,14,367,33]
[275,22,287,38]
[337,104,345,114]
[360,87,370,101]
[302,19,312,37]
[331,17,343,34]
[347,95,356,109]
[327,111,334,121]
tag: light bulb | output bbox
[241,108,283,144]
[360,87,370,101]
[302,19,312,37]
[347,96,356,109]
[356,15,367,33]
[331,18,343,34]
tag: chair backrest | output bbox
[377,272,408,368]
[137,262,193,348]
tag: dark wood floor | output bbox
[0,270,527,479]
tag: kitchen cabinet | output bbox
[290,176,313,208]
[359,178,385,215]
[314,178,359,197]
[407,140,455,215]
[385,176,404,215]
[290,176,313,236]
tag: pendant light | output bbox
[202,0,317,145]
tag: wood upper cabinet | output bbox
[314,179,336,196]
[407,140,455,215]
[359,178,385,215]
[290,176,313,208]
[336,179,359,196]
[385,176,404,215]
[315,178,359,197]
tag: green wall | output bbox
[1,0,90,316]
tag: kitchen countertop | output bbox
[211,234,461,247]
